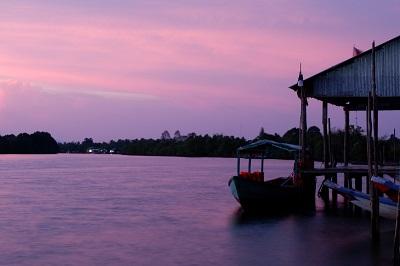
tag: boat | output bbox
[228,139,314,210]
[371,175,400,202]
[323,180,399,219]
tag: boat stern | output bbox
[228,176,240,202]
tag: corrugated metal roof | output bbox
[289,35,400,109]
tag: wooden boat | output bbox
[371,175,400,202]
[228,139,313,210]
[323,180,399,219]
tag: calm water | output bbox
[0,154,394,265]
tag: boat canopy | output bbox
[237,139,301,154]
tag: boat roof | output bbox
[237,139,301,153]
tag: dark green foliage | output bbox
[0,132,58,154]
[58,126,400,161]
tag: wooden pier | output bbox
[303,165,400,176]
[290,35,400,264]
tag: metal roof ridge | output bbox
[289,34,400,90]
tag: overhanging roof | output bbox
[289,35,400,110]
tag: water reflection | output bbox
[231,207,295,226]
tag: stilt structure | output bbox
[289,35,400,250]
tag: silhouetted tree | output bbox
[161,130,171,140]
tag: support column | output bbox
[344,109,350,166]
[344,108,350,189]
[366,107,370,194]
[370,41,379,242]
[321,101,329,200]
[301,88,307,161]
[323,102,329,167]
[328,118,337,202]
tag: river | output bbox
[0,154,393,265]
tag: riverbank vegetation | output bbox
[58,127,400,163]
[0,132,59,154]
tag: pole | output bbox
[327,118,337,202]
[301,87,307,161]
[371,41,379,242]
[323,102,329,167]
[328,118,333,166]
[394,128,396,162]
[344,108,350,189]
[394,190,400,265]
[320,101,330,200]
[344,108,350,166]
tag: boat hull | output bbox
[323,180,399,220]
[228,176,303,210]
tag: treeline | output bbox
[59,134,247,157]
[58,126,400,162]
[0,132,59,154]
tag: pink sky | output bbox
[0,1,399,141]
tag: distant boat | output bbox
[228,139,314,210]
[323,180,399,219]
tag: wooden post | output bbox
[248,158,252,173]
[371,41,379,242]
[368,93,373,177]
[323,102,329,167]
[328,118,333,166]
[366,106,371,194]
[332,174,337,203]
[382,145,385,165]
[301,87,307,161]
[394,190,400,265]
[355,174,362,191]
[394,128,396,163]
[261,154,264,173]
[344,108,350,166]
[344,108,350,189]
[237,156,240,176]
[320,101,330,200]
[355,174,363,215]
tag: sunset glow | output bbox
[0,1,399,140]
